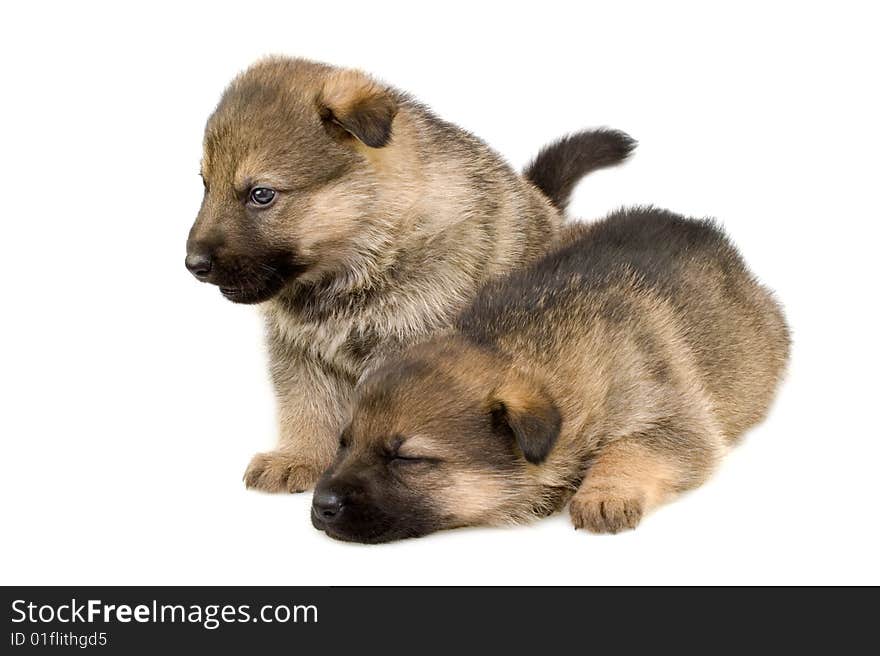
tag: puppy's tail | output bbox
[524,129,636,212]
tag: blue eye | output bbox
[249,187,276,206]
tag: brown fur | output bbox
[312,208,790,542]
[186,57,632,492]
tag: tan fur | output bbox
[569,440,679,533]
[439,470,523,526]
[189,57,565,493]
[318,209,790,541]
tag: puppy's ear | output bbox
[490,372,562,465]
[318,70,398,148]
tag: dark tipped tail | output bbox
[524,128,637,212]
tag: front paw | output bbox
[569,488,644,534]
[243,450,324,493]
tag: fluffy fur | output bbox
[185,56,635,492]
[312,207,790,542]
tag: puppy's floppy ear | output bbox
[490,372,562,465]
[318,70,398,148]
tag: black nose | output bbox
[313,489,345,522]
[185,253,213,280]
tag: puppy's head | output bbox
[311,338,562,543]
[185,57,399,303]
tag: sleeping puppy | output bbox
[312,207,790,542]
[185,56,635,493]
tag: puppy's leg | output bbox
[244,357,354,494]
[570,417,722,533]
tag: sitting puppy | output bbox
[312,207,791,542]
[185,56,635,493]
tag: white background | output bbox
[1,1,877,585]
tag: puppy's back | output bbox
[458,207,791,441]
[584,208,790,439]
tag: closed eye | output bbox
[386,435,442,464]
[391,454,441,465]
